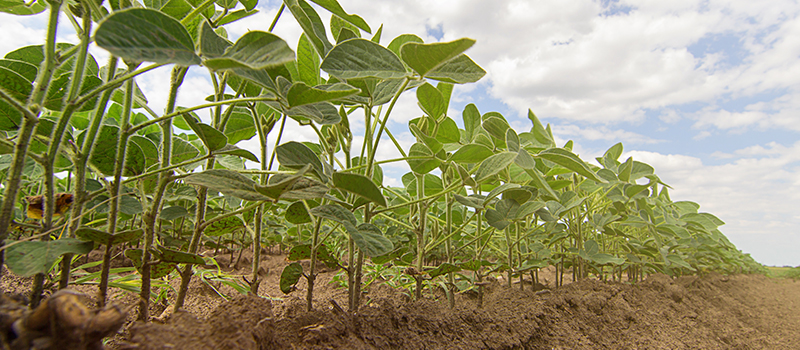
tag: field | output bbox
[4,250,799,349]
[0,0,790,349]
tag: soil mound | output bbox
[121,270,800,349]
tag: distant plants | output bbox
[0,0,764,326]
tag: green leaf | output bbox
[308,0,370,32]
[297,34,321,86]
[206,215,245,236]
[0,0,45,15]
[321,39,407,80]
[276,141,326,182]
[6,239,93,277]
[119,195,143,215]
[0,59,37,82]
[181,113,227,151]
[287,244,338,268]
[350,223,393,257]
[276,176,329,200]
[160,206,190,221]
[212,144,259,162]
[436,117,460,144]
[528,109,555,147]
[0,66,31,131]
[474,152,517,183]
[75,227,143,245]
[422,54,486,84]
[462,103,480,142]
[255,164,311,200]
[287,82,360,107]
[454,194,486,209]
[223,108,257,144]
[279,262,303,294]
[125,249,174,279]
[157,246,205,264]
[285,201,312,224]
[407,142,442,175]
[482,116,510,142]
[416,82,445,119]
[184,169,268,201]
[285,101,342,125]
[400,38,475,77]
[285,0,332,56]
[332,172,386,207]
[171,136,200,164]
[428,263,461,278]
[95,8,201,65]
[199,20,231,58]
[310,203,357,227]
[204,31,295,71]
[535,148,604,183]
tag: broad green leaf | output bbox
[279,262,303,294]
[667,254,693,270]
[484,183,521,204]
[528,109,555,147]
[515,200,546,220]
[204,31,295,71]
[462,103,480,142]
[449,144,493,164]
[277,176,329,200]
[276,141,326,182]
[287,244,338,268]
[255,164,311,200]
[285,201,312,224]
[217,8,259,26]
[181,114,227,151]
[387,34,423,59]
[210,145,257,163]
[75,227,143,245]
[6,239,93,277]
[95,8,201,65]
[407,142,441,174]
[0,59,37,82]
[474,152,517,183]
[125,249,174,279]
[0,0,45,15]
[285,0,332,56]
[403,173,443,197]
[428,263,461,278]
[87,125,120,176]
[482,116,510,142]
[454,194,486,209]
[157,246,204,264]
[171,136,200,164]
[285,101,342,125]
[184,169,268,201]
[408,122,442,153]
[160,206,189,221]
[199,20,231,58]
[287,82,360,107]
[424,54,486,84]
[223,108,257,144]
[416,82,445,119]
[320,39,407,80]
[308,0,370,32]
[119,195,143,215]
[506,129,520,152]
[350,223,393,257]
[436,117,460,144]
[297,34,321,86]
[206,215,245,236]
[310,203,357,227]
[332,172,386,207]
[161,0,193,19]
[0,66,31,131]
[400,38,474,77]
[535,148,604,183]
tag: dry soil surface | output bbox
[4,250,800,349]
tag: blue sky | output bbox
[2,0,799,266]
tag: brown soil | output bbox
[4,250,800,349]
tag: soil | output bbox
[3,249,800,349]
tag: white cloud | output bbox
[552,124,662,145]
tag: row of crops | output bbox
[0,0,762,321]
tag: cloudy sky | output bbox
[2,0,799,266]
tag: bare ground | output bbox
[4,249,800,349]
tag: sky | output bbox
[1,0,799,266]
